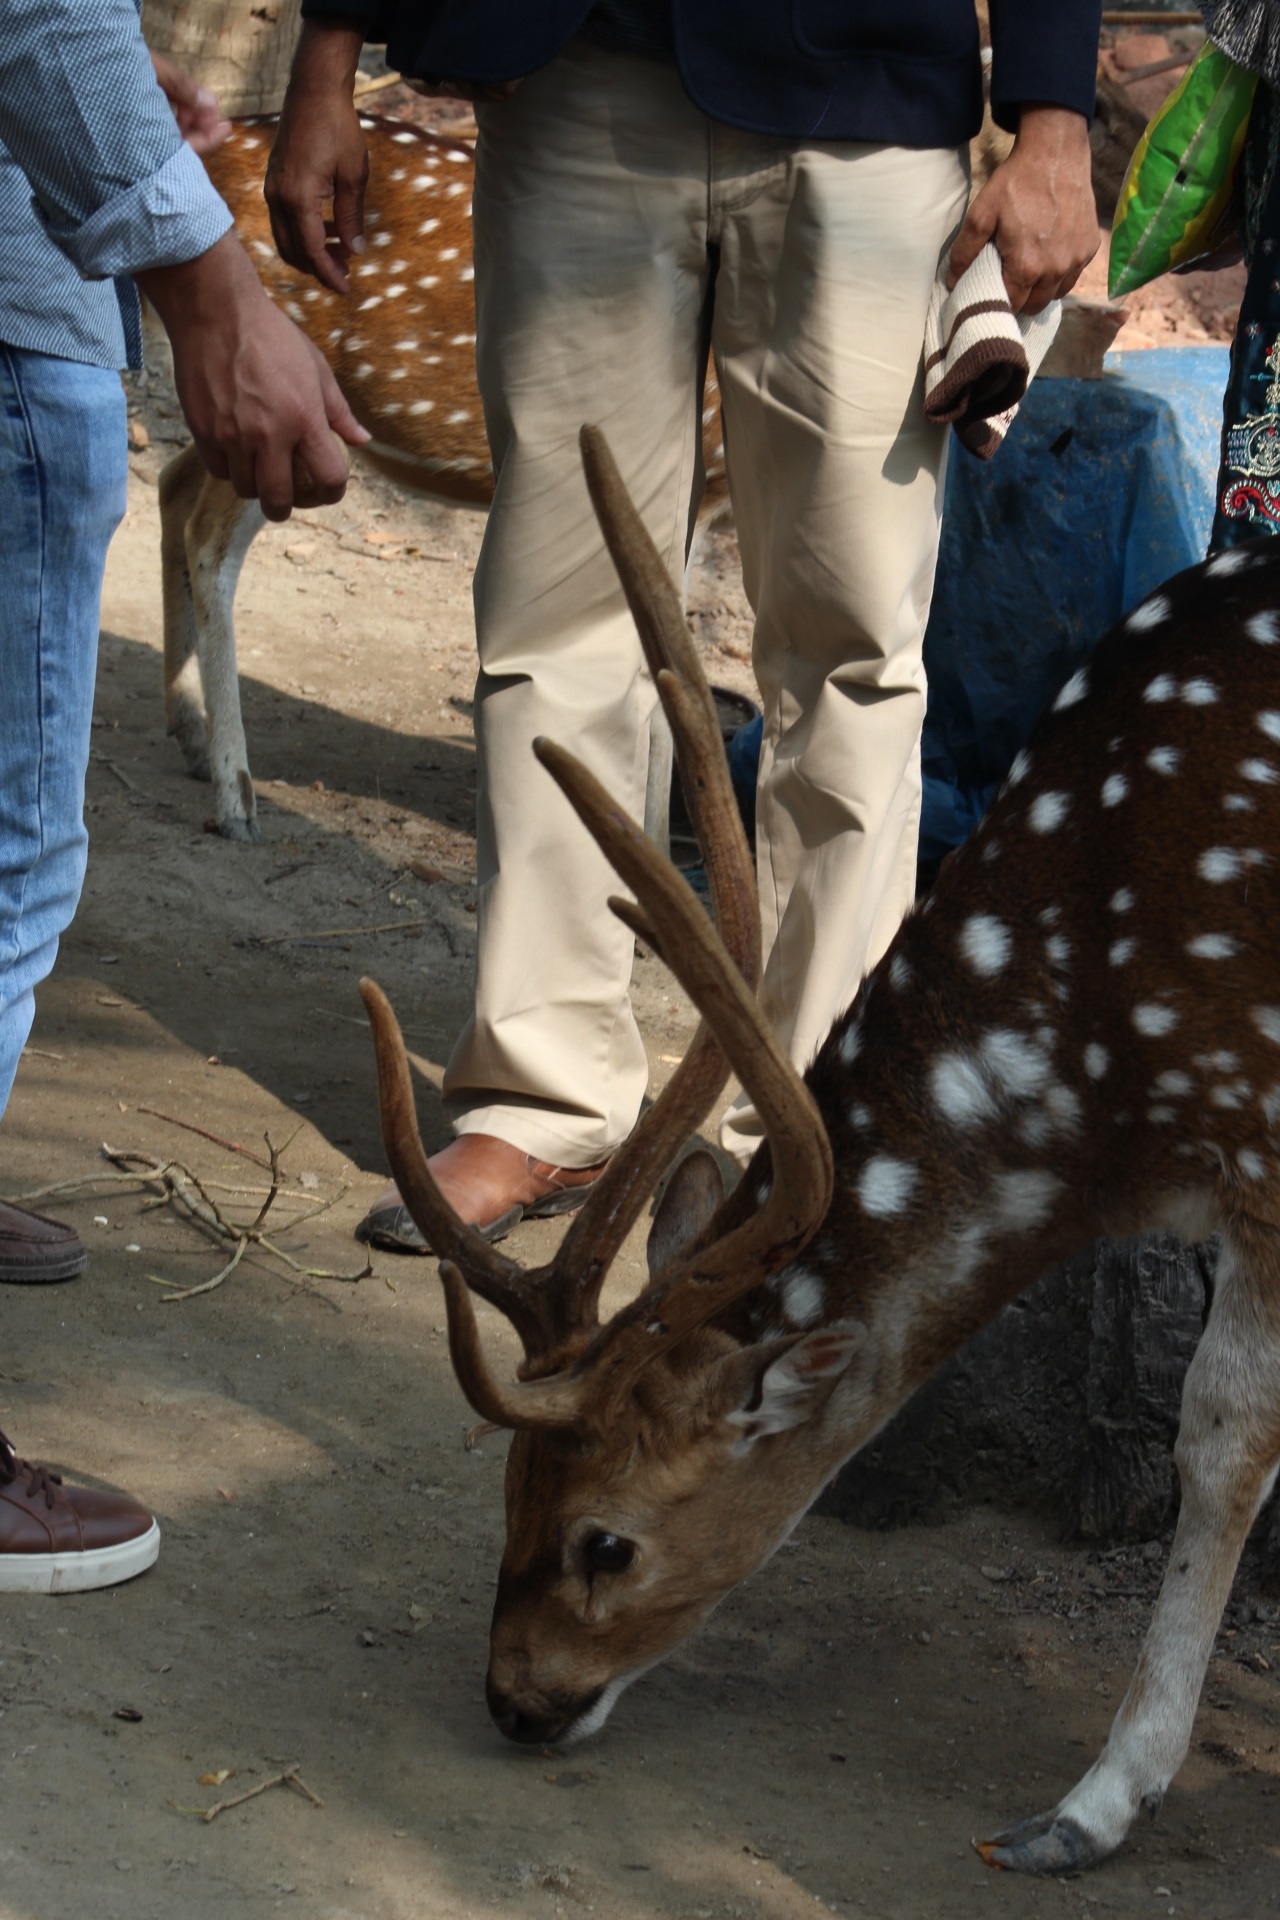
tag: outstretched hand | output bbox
[948,105,1099,314]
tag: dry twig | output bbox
[136,1105,272,1168]
[199,1765,324,1823]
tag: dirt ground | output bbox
[3,254,1280,1920]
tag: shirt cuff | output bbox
[989,2,1102,131]
[39,140,233,282]
[301,0,394,34]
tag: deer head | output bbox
[360,425,840,1743]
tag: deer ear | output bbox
[719,1322,866,1448]
[647,1148,726,1278]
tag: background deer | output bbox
[158,113,728,841]
[361,426,1280,1877]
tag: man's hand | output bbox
[948,105,1099,314]
[136,232,370,521]
[265,20,368,295]
[150,50,232,157]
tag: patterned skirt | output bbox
[1211,79,1280,549]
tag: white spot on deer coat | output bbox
[1128,594,1171,632]
[991,1170,1063,1232]
[1263,1085,1280,1125]
[1199,848,1244,882]
[1147,1105,1175,1125]
[1246,609,1280,645]
[960,913,1012,976]
[1207,548,1251,576]
[1006,749,1031,787]
[1195,1049,1240,1072]
[1181,678,1218,705]
[1109,937,1136,965]
[1212,1081,1251,1109]
[1238,1149,1266,1180]
[1224,794,1256,811]
[980,1029,1052,1098]
[1029,791,1070,833]
[1045,933,1072,968]
[409,399,435,415]
[1253,1006,1280,1045]
[1187,933,1239,959]
[1101,772,1128,807]
[1259,712,1280,745]
[838,1018,862,1066]
[1110,888,1135,913]
[1053,669,1089,711]
[1133,1003,1178,1035]
[1144,673,1176,702]
[857,1156,918,1217]
[1154,1070,1193,1097]
[782,1269,824,1328]
[888,954,912,991]
[1146,746,1180,776]
[931,1053,998,1125]
[1241,758,1278,783]
[848,1102,874,1131]
[1084,1043,1109,1079]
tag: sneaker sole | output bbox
[0,1249,87,1284]
[0,1519,160,1594]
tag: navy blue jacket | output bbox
[302,2,1101,147]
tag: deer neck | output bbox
[726,933,1099,1489]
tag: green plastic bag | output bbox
[1108,43,1257,299]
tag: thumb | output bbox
[332,162,368,260]
[947,196,998,290]
[321,364,371,448]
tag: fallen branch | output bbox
[136,1106,272,1169]
[97,1140,369,1298]
[199,1765,324,1823]
[254,918,431,946]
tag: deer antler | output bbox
[358,978,560,1355]
[361,423,832,1433]
[534,425,762,1337]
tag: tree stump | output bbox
[142,0,302,117]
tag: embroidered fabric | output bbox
[1202,0,1280,87]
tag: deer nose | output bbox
[486,1676,603,1745]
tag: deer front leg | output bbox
[184,476,266,841]
[979,1233,1280,1873]
[159,445,212,780]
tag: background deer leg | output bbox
[642,702,673,858]
[159,445,212,780]
[184,476,266,841]
[979,1228,1280,1873]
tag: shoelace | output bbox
[0,1429,63,1509]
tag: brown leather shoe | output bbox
[355,1132,609,1252]
[0,1430,160,1593]
[0,1202,87,1283]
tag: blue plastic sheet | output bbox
[918,344,1229,865]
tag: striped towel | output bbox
[923,243,1062,460]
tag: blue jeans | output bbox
[0,346,127,1118]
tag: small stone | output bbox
[93,1215,109,1227]
[359,1629,377,1647]
[127,420,149,451]
[125,1243,141,1253]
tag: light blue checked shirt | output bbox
[0,0,232,369]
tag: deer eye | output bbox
[582,1531,635,1574]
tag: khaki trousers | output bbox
[441,38,968,1166]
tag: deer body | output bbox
[158,115,726,838]
[362,437,1280,1876]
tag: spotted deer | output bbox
[158,114,728,840]
[359,426,1280,1877]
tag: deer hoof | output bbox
[974,1811,1101,1874]
[216,809,261,844]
